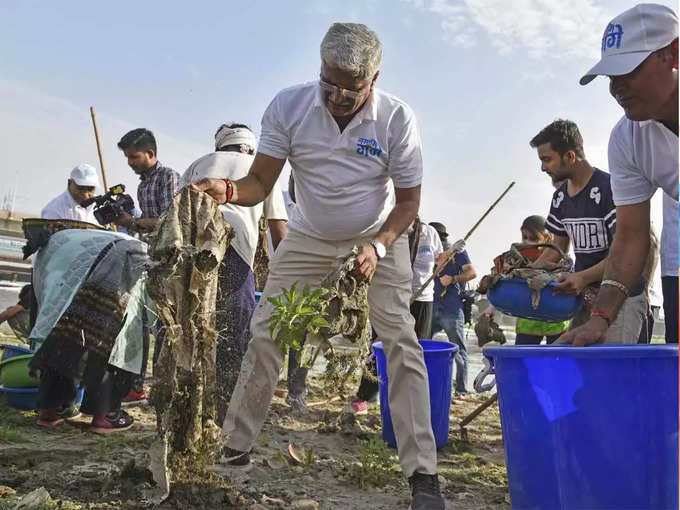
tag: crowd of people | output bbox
[2,3,676,508]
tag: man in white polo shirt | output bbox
[194,23,448,509]
[180,123,287,421]
[41,164,100,224]
[560,3,678,346]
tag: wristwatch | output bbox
[370,240,386,260]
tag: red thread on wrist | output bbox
[590,309,612,327]
[222,179,233,204]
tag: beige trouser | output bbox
[571,292,648,343]
[222,228,438,477]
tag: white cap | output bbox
[70,163,100,187]
[580,3,678,85]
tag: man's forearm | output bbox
[231,153,286,207]
[136,217,159,232]
[593,234,649,319]
[0,305,23,323]
[576,258,607,287]
[592,202,650,320]
[232,174,270,207]
[456,266,477,284]
[373,199,419,248]
[268,219,287,250]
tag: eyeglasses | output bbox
[318,79,362,100]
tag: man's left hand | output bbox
[354,243,379,282]
[116,211,134,228]
[554,272,585,295]
[556,317,609,346]
[436,251,451,267]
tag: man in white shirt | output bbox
[409,218,443,339]
[561,3,678,345]
[181,123,287,422]
[194,23,449,509]
[41,164,100,225]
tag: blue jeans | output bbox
[432,306,468,393]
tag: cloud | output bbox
[405,0,610,59]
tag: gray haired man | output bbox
[195,22,448,509]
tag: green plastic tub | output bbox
[0,354,39,388]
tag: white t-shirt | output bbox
[258,82,423,241]
[660,194,678,277]
[180,151,288,269]
[410,222,443,302]
[608,116,678,277]
[41,189,99,225]
[608,117,678,203]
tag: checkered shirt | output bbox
[137,162,180,218]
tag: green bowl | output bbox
[0,354,39,388]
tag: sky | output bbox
[0,0,672,277]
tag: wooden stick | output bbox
[89,106,110,191]
[410,181,515,303]
[89,107,116,231]
[459,393,498,429]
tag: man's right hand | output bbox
[439,275,454,287]
[191,178,228,204]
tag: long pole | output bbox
[459,393,498,429]
[410,181,515,304]
[89,106,116,231]
[89,106,110,191]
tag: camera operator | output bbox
[114,128,179,233]
[41,164,101,225]
[114,129,179,404]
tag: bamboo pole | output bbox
[410,181,515,304]
[89,106,110,191]
[89,106,116,231]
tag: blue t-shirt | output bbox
[545,168,645,295]
[433,250,471,313]
[545,169,616,273]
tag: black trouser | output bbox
[410,300,433,340]
[37,356,130,415]
[637,306,658,344]
[355,329,379,402]
[662,276,678,343]
[130,305,152,393]
[36,368,77,411]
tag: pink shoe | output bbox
[91,410,134,434]
[122,389,147,405]
[37,409,63,427]
[347,398,368,416]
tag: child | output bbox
[485,215,570,345]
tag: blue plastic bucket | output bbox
[0,385,85,410]
[374,340,457,449]
[484,345,679,509]
[0,386,38,409]
[0,343,32,362]
[487,277,582,321]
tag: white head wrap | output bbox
[214,126,257,151]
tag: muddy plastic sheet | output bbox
[291,247,372,397]
[145,188,232,504]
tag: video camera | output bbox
[81,184,135,225]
